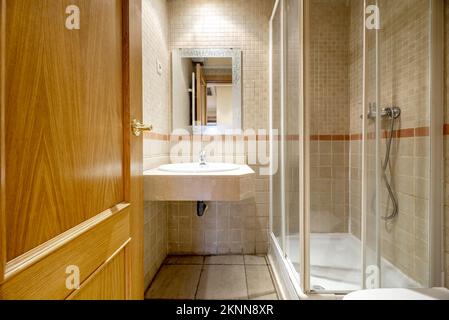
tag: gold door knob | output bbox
[132,119,153,137]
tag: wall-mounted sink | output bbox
[144,163,255,202]
[158,162,240,174]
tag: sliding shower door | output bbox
[363,0,382,290]
[269,0,304,293]
[363,0,437,289]
[269,0,441,296]
[285,0,303,282]
[306,0,364,293]
[270,0,284,251]
[305,0,437,293]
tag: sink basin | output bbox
[158,162,240,174]
[144,164,255,202]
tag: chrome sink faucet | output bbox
[199,150,207,166]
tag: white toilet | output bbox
[344,288,449,300]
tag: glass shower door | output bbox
[363,0,382,289]
[270,0,437,296]
[306,0,364,293]
[305,0,433,294]
[270,0,284,251]
[270,0,303,293]
[285,0,302,283]
[363,0,432,289]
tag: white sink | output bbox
[157,162,240,174]
[144,164,255,201]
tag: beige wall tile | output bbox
[165,255,205,265]
[164,0,273,255]
[168,0,273,131]
[205,255,244,265]
[143,0,171,288]
[144,201,168,289]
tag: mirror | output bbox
[171,49,242,134]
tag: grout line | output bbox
[193,257,206,300]
[203,264,245,266]
[204,262,266,266]
[243,257,250,300]
[144,259,168,300]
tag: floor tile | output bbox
[166,255,204,265]
[205,255,244,265]
[196,265,248,300]
[245,265,276,299]
[145,265,202,300]
[244,255,267,265]
[251,293,278,300]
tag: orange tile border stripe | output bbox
[144,126,437,142]
[444,124,449,136]
[143,132,170,141]
[306,126,431,141]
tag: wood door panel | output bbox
[69,248,127,300]
[5,0,124,260]
[0,205,129,300]
[0,0,143,300]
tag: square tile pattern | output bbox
[145,255,278,300]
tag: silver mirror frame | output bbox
[177,48,242,133]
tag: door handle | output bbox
[131,119,153,137]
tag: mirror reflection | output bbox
[171,49,241,133]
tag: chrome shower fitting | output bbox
[199,150,207,166]
[365,103,401,120]
[384,106,401,120]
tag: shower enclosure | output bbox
[269,0,444,296]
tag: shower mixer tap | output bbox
[363,103,401,120]
[199,150,207,166]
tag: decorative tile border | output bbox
[144,133,272,142]
[313,126,431,141]
[444,124,449,136]
[144,132,170,141]
[310,134,350,141]
[144,126,438,142]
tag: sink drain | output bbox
[197,201,208,217]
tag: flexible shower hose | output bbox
[382,115,399,221]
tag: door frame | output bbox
[123,0,144,300]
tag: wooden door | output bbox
[195,63,207,125]
[0,0,143,300]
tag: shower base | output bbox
[281,233,420,292]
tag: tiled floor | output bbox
[145,255,279,300]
